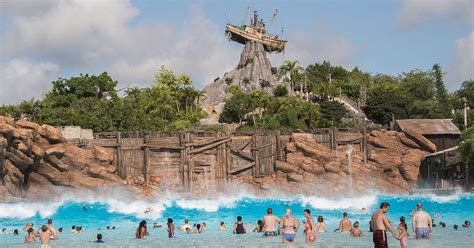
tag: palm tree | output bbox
[277,60,304,95]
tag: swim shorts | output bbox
[415,227,430,239]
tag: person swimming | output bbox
[218,222,226,231]
[454,224,459,230]
[253,220,264,233]
[280,208,299,243]
[178,219,192,232]
[462,221,471,228]
[35,225,52,248]
[24,228,36,244]
[316,216,327,232]
[262,207,280,237]
[13,229,19,236]
[167,218,175,238]
[233,216,247,234]
[439,222,446,228]
[350,221,364,237]
[94,233,105,243]
[334,212,352,233]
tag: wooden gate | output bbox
[121,138,144,177]
[257,134,276,175]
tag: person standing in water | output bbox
[35,225,52,248]
[218,222,226,231]
[350,221,365,237]
[397,216,408,248]
[280,208,299,243]
[167,218,175,238]
[135,220,148,239]
[316,216,327,232]
[233,216,247,234]
[262,208,280,237]
[334,212,352,233]
[24,228,36,244]
[303,209,316,243]
[371,202,399,248]
[412,203,432,239]
[46,219,58,240]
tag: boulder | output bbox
[397,133,421,149]
[15,120,40,131]
[275,161,298,174]
[0,124,13,138]
[0,116,14,125]
[300,161,325,175]
[402,127,437,152]
[31,145,45,158]
[44,145,67,157]
[291,133,314,142]
[287,172,304,182]
[38,124,64,143]
[323,161,341,173]
[367,135,387,148]
[5,148,34,171]
[294,140,333,162]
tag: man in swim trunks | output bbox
[412,203,432,239]
[280,208,299,243]
[262,208,280,237]
[35,225,52,248]
[371,202,398,248]
[334,212,352,232]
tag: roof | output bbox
[394,119,461,135]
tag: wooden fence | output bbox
[78,128,367,192]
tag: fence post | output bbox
[143,134,150,184]
[184,133,193,192]
[116,132,124,179]
[179,134,187,191]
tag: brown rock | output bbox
[294,140,333,162]
[275,161,298,173]
[5,148,34,171]
[286,153,305,167]
[0,116,14,125]
[11,128,32,140]
[398,133,421,149]
[86,164,121,183]
[44,145,66,157]
[0,124,13,138]
[38,124,64,143]
[45,155,69,172]
[287,172,304,182]
[28,172,52,186]
[31,145,45,158]
[323,161,341,173]
[402,127,437,152]
[367,135,387,148]
[291,133,314,142]
[15,120,40,131]
[300,161,325,175]
[0,136,7,145]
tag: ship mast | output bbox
[268,9,278,34]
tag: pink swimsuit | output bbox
[400,236,407,247]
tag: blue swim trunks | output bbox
[415,227,430,239]
[283,233,296,241]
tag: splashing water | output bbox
[346,144,353,193]
[0,192,473,247]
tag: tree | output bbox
[432,64,448,101]
[318,100,348,127]
[274,85,288,97]
[460,127,474,165]
[364,83,411,125]
[277,60,303,95]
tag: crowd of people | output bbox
[1,202,472,247]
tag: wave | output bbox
[0,201,64,219]
[299,195,378,211]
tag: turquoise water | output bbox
[0,193,473,247]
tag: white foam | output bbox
[175,197,240,212]
[299,195,378,211]
[0,201,64,219]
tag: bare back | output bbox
[413,210,431,228]
[340,219,352,232]
[281,215,298,234]
[371,210,392,231]
[38,232,51,245]
[263,215,279,232]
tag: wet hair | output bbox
[58,227,63,232]
[416,203,422,208]
[257,220,263,226]
[196,224,201,230]
[13,229,18,235]
[439,222,446,228]
[454,224,458,230]
[220,221,225,226]
[353,222,359,228]
[465,221,471,226]
[168,218,173,224]
[237,216,242,222]
[97,233,102,240]
[304,209,311,214]
[380,202,390,209]
[72,225,76,230]
[112,226,115,229]
[184,219,189,224]
[267,208,273,214]
[106,226,110,229]
[139,221,147,229]
[202,222,206,226]
[41,225,48,232]
[400,216,406,223]
[47,219,52,224]
[317,216,324,222]
[27,228,34,234]
[76,226,80,231]
[343,212,348,217]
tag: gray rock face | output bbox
[201,41,282,123]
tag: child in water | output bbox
[167,218,175,238]
[350,222,364,237]
[397,216,408,248]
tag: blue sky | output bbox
[0,0,473,104]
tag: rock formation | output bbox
[0,116,123,201]
[233,130,430,196]
[201,41,283,123]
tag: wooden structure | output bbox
[82,128,365,193]
[393,119,461,150]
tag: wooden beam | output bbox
[188,138,231,154]
[229,146,254,161]
[185,136,230,147]
[229,162,255,175]
[142,144,185,150]
[143,135,150,184]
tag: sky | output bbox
[0,0,473,104]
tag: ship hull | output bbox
[225,24,287,53]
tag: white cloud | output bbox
[446,32,474,90]
[270,22,356,68]
[0,60,60,104]
[397,0,473,30]
[0,0,239,104]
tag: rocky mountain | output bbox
[201,41,283,123]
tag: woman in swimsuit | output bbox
[303,209,316,243]
[316,216,327,232]
[135,220,148,239]
[397,216,408,248]
[280,208,299,243]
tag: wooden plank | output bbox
[144,135,150,184]
[229,162,255,174]
[185,136,230,147]
[188,138,231,154]
[229,146,254,161]
[143,145,185,150]
[116,132,124,179]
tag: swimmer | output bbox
[35,225,52,248]
[439,222,446,228]
[334,212,352,233]
[144,208,152,214]
[194,223,204,233]
[253,220,264,232]
[202,222,206,232]
[135,220,148,239]
[371,202,399,248]
[2,228,8,234]
[434,213,440,218]
[218,221,226,231]
[350,221,364,237]
[13,229,19,236]
[397,216,408,248]
[46,219,58,240]
[23,222,34,232]
[71,225,77,233]
[94,233,105,243]
[316,216,327,232]
[454,224,459,230]
[167,218,175,238]
[24,228,36,244]
[280,209,299,243]
[233,216,247,234]
[462,221,471,228]
[412,203,432,239]
[185,227,193,234]
[112,226,116,230]
[303,209,316,243]
[262,208,280,237]
[178,219,192,232]
[58,227,63,233]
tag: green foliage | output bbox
[363,82,411,125]
[274,85,288,97]
[241,77,250,85]
[460,127,474,164]
[259,79,271,88]
[317,101,348,127]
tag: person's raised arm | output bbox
[382,215,397,238]
[412,215,416,238]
